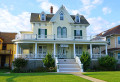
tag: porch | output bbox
[15,42,107,60]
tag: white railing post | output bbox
[105,44,108,55]
[54,43,56,58]
[16,43,19,58]
[74,43,76,58]
[99,46,101,57]
[90,44,92,58]
[35,43,37,58]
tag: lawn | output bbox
[84,71,120,82]
[0,72,90,82]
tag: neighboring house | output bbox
[0,32,17,68]
[97,25,120,63]
[13,5,107,72]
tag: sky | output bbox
[0,0,120,35]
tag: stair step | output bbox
[59,64,79,68]
[58,59,76,64]
[59,68,80,72]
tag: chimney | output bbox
[50,6,53,14]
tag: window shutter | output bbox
[45,29,47,38]
[80,30,82,36]
[38,29,41,35]
[74,30,76,36]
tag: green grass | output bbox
[84,71,120,82]
[0,72,90,82]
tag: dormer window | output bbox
[60,12,64,20]
[41,14,45,21]
[40,12,46,21]
[75,14,80,23]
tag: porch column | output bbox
[90,44,92,58]
[99,46,101,57]
[16,43,19,58]
[35,43,37,58]
[105,44,108,55]
[54,43,56,58]
[74,43,76,58]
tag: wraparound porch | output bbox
[15,42,108,59]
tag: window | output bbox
[38,45,47,57]
[57,27,61,38]
[60,12,64,20]
[118,37,120,44]
[107,38,110,45]
[118,53,120,59]
[62,27,67,38]
[76,46,82,56]
[2,44,6,50]
[41,14,45,21]
[38,29,47,38]
[76,16,80,23]
[74,30,82,39]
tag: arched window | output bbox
[60,12,64,20]
[62,27,67,38]
[57,26,61,38]
[76,16,80,23]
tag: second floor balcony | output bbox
[0,50,13,55]
[15,34,106,41]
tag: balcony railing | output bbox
[92,54,106,59]
[0,50,12,54]
[15,34,106,41]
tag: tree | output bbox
[80,51,91,71]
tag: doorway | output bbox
[1,55,6,67]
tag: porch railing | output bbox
[92,54,106,59]
[15,34,106,41]
[0,50,12,54]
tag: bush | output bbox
[13,58,28,71]
[80,51,91,71]
[98,55,117,70]
[43,53,55,68]
[34,67,56,72]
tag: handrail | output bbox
[55,57,59,72]
[15,34,106,41]
[75,56,83,72]
[0,50,12,54]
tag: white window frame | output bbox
[118,37,120,44]
[118,53,120,59]
[107,38,110,45]
[62,27,67,38]
[60,11,64,20]
[57,26,61,38]
[75,46,82,55]
[38,45,47,55]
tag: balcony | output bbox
[0,50,12,55]
[15,34,106,41]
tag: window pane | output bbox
[76,16,79,22]
[118,37,120,44]
[42,14,44,20]
[62,27,67,38]
[57,27,61,38]
[118,53,120,59]
[60,13,63,20]
[76,30,80,36]
[40,29,45,38]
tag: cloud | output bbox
[36,0,58,14]
[87,17,119,35]
[0,7,31,33]
[102,7,112,15]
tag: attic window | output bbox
[76,15,80,23]
[60,12,64,20]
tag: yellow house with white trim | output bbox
[13,5,107,72]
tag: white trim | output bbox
[35,43,37,58]
[90,44,92,58]
[74,43,76,58]
[54,43,56,58]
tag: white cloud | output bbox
[36,0,58,14]
[102,7,112,15]
[92,0,103,4]
[0,8,31,33]
[87,17,119,35]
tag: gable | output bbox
[50,5,74,23]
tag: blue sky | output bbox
[0,0,120,35]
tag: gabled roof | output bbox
[30,13,89,24]
[0,32,17,44]
[97,25,120,37]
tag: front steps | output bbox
[58,59,81,72]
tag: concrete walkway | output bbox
[63,72,106,82]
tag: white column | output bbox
[16,43,19,58]
[99,46,101,57]
[105,44,108,55]
[74,43,76,58]
[54,43,56,58]
[35,43,37,58]
[90,44,92,58]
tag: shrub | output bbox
[43,53,55,68]
[80,51,91,71]
[13,58,28,70]
[98,55,117,70]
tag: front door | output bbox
[58,47,67,59]
[1,55,6,67]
